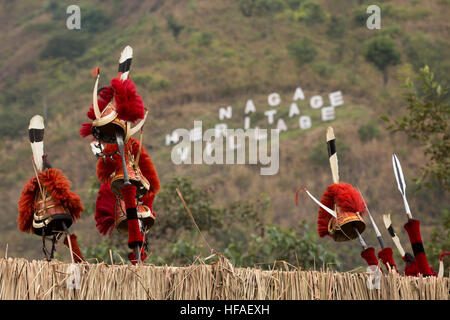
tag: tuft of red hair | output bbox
[79,123,93,138]
[317,183,366,238]
[17,169,84,233]
[95,182,117,235]
[111,78,145,122]
[96,138,160,195]
[361,247,378,266]
[378,247,397,272]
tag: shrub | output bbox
[298,1,327,25]
[287,37,318,67]
[358,123,380,142]
[40,33,88,60]
[381,24,403,38]
[191,31,214,47]
[286,0,306,10]
[352,6,367,27]
[364,35,401,84]
[44,1,66,20]
[312,61,336,77]
[82,8,111,33]
[254,0,285,15]
[166,14,184,39]
[239,0,285,17]
[239,0,255,17]
[326,15,346,39]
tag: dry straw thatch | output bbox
[0,256,448,300]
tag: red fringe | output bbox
[17,169,84,233]
[95,183,116,235]
[317,183,366,237]
[141,192,156,214]
[18,177,39,233]
[63,234,84,263]
[378,247,397,272]
[361,247,378,266]
[96,138,160,195]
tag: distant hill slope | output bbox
[0,0,448,268]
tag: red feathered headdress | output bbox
[17,169,84,233]
[79,78,145,138]
[317,183,366,238]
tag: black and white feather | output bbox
[382,214,406,257]
[29,115,45,172]
[327,127,339,184]
[118,45,133,80]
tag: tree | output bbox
[287,37,318,67]
[383,66,450,190]
[364,35,401,85]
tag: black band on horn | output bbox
[327,139,336,157]
[29,129,44,143]
[387,225,396,238]
[118,58,132,73]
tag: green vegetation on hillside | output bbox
[383,66,450,190]
[81,177,338,268]
[0,0,448,270]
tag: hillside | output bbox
[0,0,449,270]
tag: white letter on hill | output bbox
[219,106,232,120]
[366,5,381,30]
[66,5,81,30]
